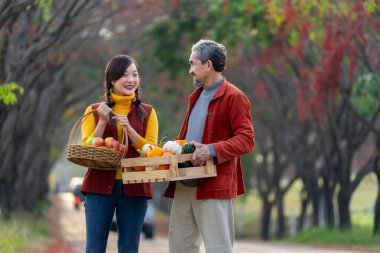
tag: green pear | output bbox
[86,136,95,146]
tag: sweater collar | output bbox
[110,92,135,109]
[203,79,223,94]
[191,79,227,101]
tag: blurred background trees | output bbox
[0,0,379,241]
[0,0,163,215]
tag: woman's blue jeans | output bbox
[85,180,147,253]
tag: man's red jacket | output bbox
[164,79,255,199]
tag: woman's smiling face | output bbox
[112,63,140,96]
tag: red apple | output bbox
[107,139,120,151]
[118,144,126,154]
[104,137,114,146]
[92,137,105,147]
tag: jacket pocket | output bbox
[204,162,232,191]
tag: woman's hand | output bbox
[113,115,141,144]
[97,103,112,122]
[113,115,132,131]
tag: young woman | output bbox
[81,55,158,253]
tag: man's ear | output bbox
[207,60,213,71]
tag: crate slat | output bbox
[121,153,216,184]
[170,171,217,181]
[122,170,170,181]
[121,156,173,167]
[176,153,192,163]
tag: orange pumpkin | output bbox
[159,151,174,170]
[175,140,188,147]
[146,146,164,157]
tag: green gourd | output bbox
[182,143,195,154]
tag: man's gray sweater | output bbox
[181,79,222,187]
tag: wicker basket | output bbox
[67,109,128,170]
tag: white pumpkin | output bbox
[163,141,182,154]
[141,143,154,156]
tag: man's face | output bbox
[188,51,208,88]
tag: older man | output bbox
[164,39,255,253]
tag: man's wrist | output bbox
[207,144,216,157]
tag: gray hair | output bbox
[191,39,227,72]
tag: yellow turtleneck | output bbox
[81,92,158,179]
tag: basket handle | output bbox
[68,110,96,146]
[119,118,128,158]
[122,125,128,158]
[68,109,128,158]
[109,110,128,158]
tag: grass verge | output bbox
[233,174,379,251]
[282,225,380,250]
[282,211,380,249]
[0,198,52,253]
[0,215,51,253]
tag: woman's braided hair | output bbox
[104,55,147,121]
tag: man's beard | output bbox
[193,77,203,88]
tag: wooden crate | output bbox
[121,154,216,184]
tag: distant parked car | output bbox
[69,177,85,210]
[110,201,155,239]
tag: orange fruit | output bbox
[159,151,174,170]
[134,166,145,171]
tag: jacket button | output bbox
[208,112,213,117]
[208,130,212,134]
[108,185,112,188]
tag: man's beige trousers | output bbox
[168,183,234,253]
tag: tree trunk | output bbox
[276,193,286,238]
[299,175,320,230]
[372,135,380,235]
[374,170,380,235]
[298,187,308,230]
[310,178,320,226]
[322,176,335,228]
[337,182,352,230]
[260,199,273,241]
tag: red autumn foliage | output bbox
[255,80,267,98]
[258,1,379,121]
[283,0,296,28]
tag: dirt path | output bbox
[32,194,75,253]
[43,193,373,253]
